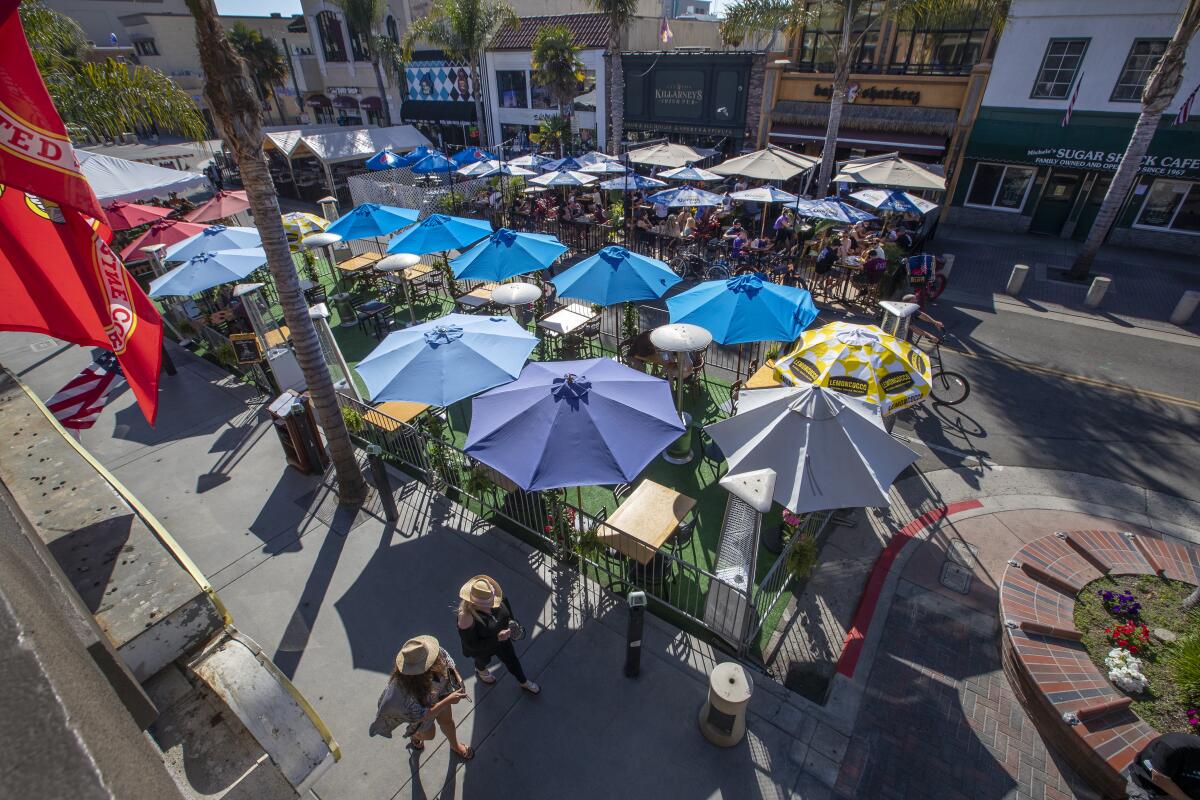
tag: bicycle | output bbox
[908,320,970,406]
[907,254,948,306]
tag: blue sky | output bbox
[214,0,725,17]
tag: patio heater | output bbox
[376,253,421,324]
[490,282,540,327]
[878,300,920,342]
[650,323,712,465]
[317,195,340,222]
[303,231,355,326]
[308,301,362,401]
[234,282,304,392]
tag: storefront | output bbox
[623,52,763,157]
[399,52,480,148]
[949,107,1200,250]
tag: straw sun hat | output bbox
[396,635,441,675]
[459,575,503,608]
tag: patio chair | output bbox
[625,551,674,595]
[697,427,726,479]
[612,482,633,505]
[728,379,743,417]
[670,510,697,557]
[304,285,328,306]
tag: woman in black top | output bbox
[457,575,540,694]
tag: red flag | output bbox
[0,1,161,424]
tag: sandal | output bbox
[475,668,497,684]
[519,680,541,695]
[406,739,425,752]
[453,745,474,761]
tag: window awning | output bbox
[400,100,477,123]
[333,95,359,109]
[772,100,957,136]
[359,96,383,110]
[769,124,947,155]
[306,94,331,107]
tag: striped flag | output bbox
[46,354,125,433]
[1175,82,1198,125]
[1061,73,1083,127]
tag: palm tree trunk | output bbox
[1069,0,1200,279]
[815,12,853,198]
[607,30,624,155]
[470,58,490,146]
[1182,585,1200,612]
[186,0,367,505]
[371,58,392,126]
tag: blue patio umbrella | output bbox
[451,147,498,166]
[645,185,726,208]
[849,189,938,216]
[451,228,567,281]
[730,186,800,204]
[394,146,434,167]
[666,272,818,345]
[464,358,685,491]
[164,224,260,261]
[543,156,584,172]
[325,203,418,241]
[409,152,457,174]
[386,213,492,255]
[792,197,877,224]
[366,148,403,170]
[456,160,536,178]
[599,173,667,191]
[550,245,680,306]
[148,248,267,298]
[356,313,536,406]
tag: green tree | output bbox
[1069,0,1200,279]
[228,24,290,126]
[404,0,517,146]
[587,0,637,155]
[721,0,1008,196]
[19,0,206,141]
[531,24,585,118]
[531,113,572,158]
[331,0,393,126]
[185,0,367,505]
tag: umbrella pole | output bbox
[576,485,583,515]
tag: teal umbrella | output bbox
[551,245,680,305]
[451,228,567,281]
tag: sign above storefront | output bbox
[328,87,360,96]
[814,83,921,105]
[1025,147,1200,178]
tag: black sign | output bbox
[230,333,263,365]
[827,375,869,396]
[654,71,705,119]
[789,357,820,383]
[879,370,914,394]
[623,53,755,133]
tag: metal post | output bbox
[625,590,646,678]
[366,444,398,523]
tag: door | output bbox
[1071,173,1113,241]
[1029,170,1083,235]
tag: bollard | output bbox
[625,590,646,678]
[366,444,398,523]
[1170,290,1200,325]
[940,254,955,279]
[1006,264,1029,296]
[698,662,753,747]
[161,344,177,376]
[1084,276,1111,309]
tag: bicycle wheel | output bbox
[706,261,730,280]
[930,370,970,405]
[925,274,947,301]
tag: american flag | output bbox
[1061,73,1083,127]
[1175,82,1198,125]
[46,352,125,433]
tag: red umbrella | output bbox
[120,219,211,260]
[184,190,251,223]
[103,200,174,231]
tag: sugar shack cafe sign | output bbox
[1027,147,1200,179]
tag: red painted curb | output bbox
[834,499,984,679]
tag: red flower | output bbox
[544,525,553,533]
[1129,645,1138,653]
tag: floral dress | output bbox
[369,648,458,739]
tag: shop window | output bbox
[795,0,883,72]
[964,162,1035,211]
[1111,39,1168,102]
[317,11,347,63]
[1135,179,1200,233]
[530,77,555,109]
[888,5,989,76]
[385,15,399,44]
[313,104,335,124]
[1031,38,1088,99]
[573,70,597,111]
[501,123,533,149]
[497,70,528,108]
[712,70,740,123]
[133,39,158,57]
[348,21,371,62]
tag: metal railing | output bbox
[742,510,834,651]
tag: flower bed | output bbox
[1074,574,1200,734]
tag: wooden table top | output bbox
[372,400,430,429]
[457,284,495,308]
[337,252,384,273]
[599,479,696,565]
[263,325,290,349]
[746,360,781,390]
[404,262,433,280]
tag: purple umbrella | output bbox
[465,359,685,490]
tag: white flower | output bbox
[1104,648,1147,693]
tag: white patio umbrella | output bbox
[659,164,723,182]
[530,169,598,187]
[626,142,705,168]
[456,160,536,178]
[704,384,918,513]
[833,152,946,191]
[579,160,628,175]
[710,147,818,181]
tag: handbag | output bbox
[502,597,526,641]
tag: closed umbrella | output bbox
[645,185,726,208]
[366,148,404,170]
[833,152,946,191]
[385,213,492,255]
[451,228,567,281]
[849,189,938,216]
[599,174,666,191]
[705,384,918,513]
[165,224,261,261]
[627,142,704,168]
[184,190,251,223]
[120,219,211,260]
[148,248,267,298]
[551,245,680,305]
[103,200,173,231]
[792,197,876,224]
[666,272,818,345]
[659,165,722,182]
[530,169,597,188]
[464,358,685,491]
[355,313,536,406]
[710,147,818,181]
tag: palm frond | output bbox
[720,0,813,47]
[893,0,1010,31]
[532,24,585,108]
[49,59,207,141]
[586,0,639,27]
[403,0,516,63]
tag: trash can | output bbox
[698,661,753,747]
[331,292,356,328]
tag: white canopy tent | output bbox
[78,150,209,203]
[287,125,432,166]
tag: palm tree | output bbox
[331,0,393,126]
[587,0,638,155]
[185,0,368,505]
[19,0,206,141]
[532,24,585,120]
[721,0,1008,197]
[531,113,572,157]
[228,24,290,125]
[404,0,517,147]
[1069,0,1200,279]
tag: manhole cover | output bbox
[947,539,978,566]
[940,561,973,594]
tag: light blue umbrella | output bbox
[645,185,726,208]
[325,203,418,241]
[148,248,267,298]
[385,213,492,255]
[356,313,536,406]
[731,186,800,204]
[366,148,403,170]
[600,173,667,191]
[577,150,617,166]
[659,165,722,182]
[456,159,536,178]
[410,152,457,174]
[452,228,567,281]
[451,147,497,166]
[666,272,818,345]
[164,224,261,261]
[551,245,680,306]
[793,197,877,224]
[849,189,938,216]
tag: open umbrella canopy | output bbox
[451,147,497,166]
[164,224,261,261]
[280,212,329,240]
[705,385,918,513]
[451,228,567,281]
[551,245,680,306]
[645,185,727,208]
[833,152,946,191]
[509,152,554,169]
[666,272,818,345]
[103,200,173,230]
[579,160,627,175]
[409,152,457,174]
[600,173,667,191]
[394,146,435,168]
[148,248,267,298]
[385,213,492,255]
[456,159,536,178]
[325,203,419,241]
[120,219,211,260]
[366,148,404,170]
[792,197,877,224]
[849,189,938,216]
[530,169,597,187]
[710,147,818,181]
[543,156,584,172]
[577,150,617,166]
[659,164,722,182]
[184,190,251,223]
[730,186,800,204]
[774,322,932,415]
[464,359,685,491]
[627,142,704,168]
[356,313,536,406]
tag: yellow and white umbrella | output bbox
[280,212,329,243]
[772,322,931,415]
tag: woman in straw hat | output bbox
[369,635,474,759]
[457,575,540,694]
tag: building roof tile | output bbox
[489,14,611,51]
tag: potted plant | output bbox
[764,509,801,554]
[786,530,820,583]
